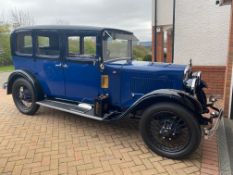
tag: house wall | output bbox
[152,0,231,97]
[174,0,231,66]
[173,1,230,97]
[152,0,174,26]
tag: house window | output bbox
[15,33,33,56]
[36,33,60,58]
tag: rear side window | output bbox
[36,33,60,58]
[68,36,80,57]
[15,33,33,56]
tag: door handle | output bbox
[55,63,62,67]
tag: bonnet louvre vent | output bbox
[130,77,172,94]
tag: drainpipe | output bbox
[152,0,158,63]
[172,0,176,63]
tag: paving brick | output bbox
[3,161,15,173]
[21,169,31,175]
[0,158,8,168]
[31,165,50,173]
[200,134,220,175]
[12,165,23,175]
[0,89,205,175]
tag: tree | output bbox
[0,24,10,33]
[133,45,148,60]
[143,54,152,61]
[10,9,35,29]
[0,27,11,66]
[0,9,35,66]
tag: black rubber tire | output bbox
[12,78,39,115]
[139,102,201,159]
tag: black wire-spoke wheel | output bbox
[149,111,190,153]
[140,103,201,159]
[17,86,33,109]
[12,78,39,115]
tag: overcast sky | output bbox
[0,0,152,41]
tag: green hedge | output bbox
[0,24,12,66]
[0,33,12,66]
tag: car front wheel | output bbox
[140,102,201,159]
[12,78,39,115]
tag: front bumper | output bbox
[203,96,223,139]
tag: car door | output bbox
[34,30,65,98]
[63,33,101,103]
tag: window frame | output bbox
[67,35,82,59]
[35,30,61,60]
[65,32,98,63]
[14,31,33,57]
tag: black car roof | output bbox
[13,25,133,35]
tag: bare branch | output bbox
[0,11,7,25]
[10,8,35,28]
[55,19,70,25]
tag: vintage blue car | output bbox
[6,25,222,159]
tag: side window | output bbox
[67,36,80,57]
[36,33,60,58]
[15,33,33,56]
[84,36,96,57]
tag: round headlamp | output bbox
[184,78,198,94]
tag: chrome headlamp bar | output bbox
[184,78,197,91]
[192,71,202,87]
[184,71,202,94]
[184,64,192,81]
[192,71,202,79]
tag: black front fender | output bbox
[119,89,204,120]
[7,70,44,100]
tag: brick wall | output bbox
[156,31,164,62]
[152,26,174,63]
[166,31,173,63]
[152,27,155,62]
[193,66,226,98]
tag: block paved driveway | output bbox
[0,73,202,175]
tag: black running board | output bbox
[36,100,104,121]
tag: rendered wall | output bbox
[174,0,231,66]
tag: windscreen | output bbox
[102,31,138,61]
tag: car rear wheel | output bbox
[140,103,201,159]
[12,78,39,115]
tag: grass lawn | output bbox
[0,65,14,72]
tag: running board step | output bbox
[36,100,103,121]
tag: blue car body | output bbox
[103,60,185,109]
[10,25,186,112]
